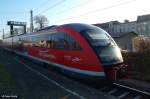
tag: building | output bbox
[113,21,136,34]
[94,14,150,52]
[114,32,138,52]
[94,21,137,52]
[94,20,137,36]
[136,14,150,36]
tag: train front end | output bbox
[80,25,128,80]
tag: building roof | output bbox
[137,14,150,22]
[94,21,120,26]
[111,32,138,38]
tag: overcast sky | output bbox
[0,0,150,38]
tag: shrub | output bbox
[122,50,150,82]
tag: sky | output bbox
[0,0,150,38]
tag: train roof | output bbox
[36,23,99,32]
[3,23,101,39]
[61,23,100,32]
[37,25,57,32]
[34,23,100,35]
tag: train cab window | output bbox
[81,29,116,46]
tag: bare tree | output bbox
[34,15,49,29]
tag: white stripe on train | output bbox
[3,48,105,77]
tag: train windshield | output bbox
[81,29,123,66]
[83,29,116,46]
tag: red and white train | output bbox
[3,23,127,80]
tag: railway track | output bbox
[97,82,150,99]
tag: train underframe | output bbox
[104,64,129,81]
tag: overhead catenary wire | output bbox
[26,0,136,26]
[22,0,53,25]
[22,1,59,26]
[51,0,95,16]
[0,0,58,21]
[0,0,52,23]
[0,11,27,15]
[0,0,52,15]
[0,0,136,30]
[51,0,136,23]
[35,0,66,16]
[0,0,52,32]
[32,0,53,12]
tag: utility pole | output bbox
[30,10,34,32]
[10,25,13,36]
[2,28,4,39]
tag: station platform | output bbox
[0,49,115,99]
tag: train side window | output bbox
[57,33,69,49]
[19,38,21,41]
[46,34,52,48]
[50,33,66,49]
[31,36,38,47]
[48,33,82,50]
[30,33,82,50]
[64,33,82,50]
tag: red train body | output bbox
[3,23,127,80]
